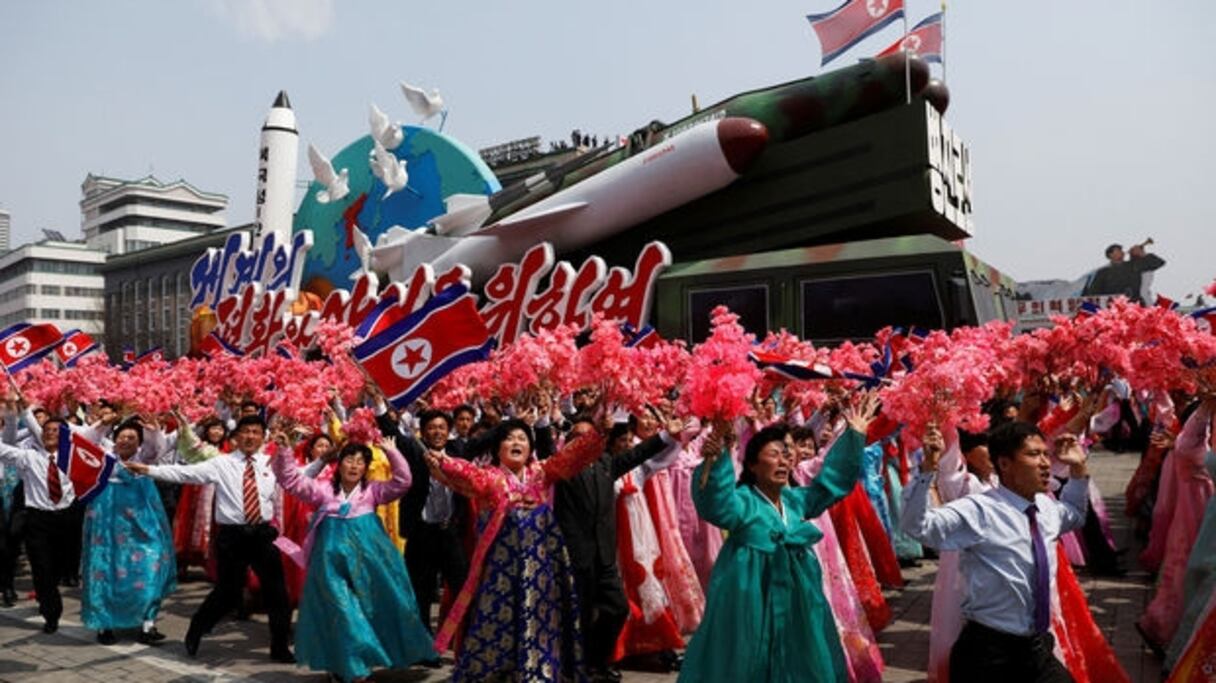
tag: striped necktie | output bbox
[243,457,262,524]
[47,457,62,504]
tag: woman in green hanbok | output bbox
[679,394,879,683]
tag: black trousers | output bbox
[404,520,469,633]
[950,621,1074,683]
[190,524,291,652]
[23,508,75,623]
[573,562,629,668]
[0,484,24,593]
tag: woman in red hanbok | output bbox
[172,417,227,581]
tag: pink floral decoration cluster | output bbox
[341,406,382,445]
[679,306,761,421]
[880,330,994,435]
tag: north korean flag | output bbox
[0,323,63,373]
[877,12,943,63]
[55,426,117,505]
[749,350,839,381]
[134,346,163,364]
[55,329,99,367]
[807,0,905,66]
[353,283,494,409]
[621,323,661,349]
[122,346,136,366]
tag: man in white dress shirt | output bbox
[128,414,293,663]
[0,413,76,634]
[900,420,1089,683]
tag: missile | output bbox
[478,53,934,225]
[255,91,299,243]
[370,117,768,283]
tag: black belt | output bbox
[26,507,72,515]
[963,620,1053,647]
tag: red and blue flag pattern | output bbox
[0,323,63,373]
[55,426,117,505]
[877,11,943,62]
[55,329,99,367]
[353,284,494,410]
[807,0,905,65]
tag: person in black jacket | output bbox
[553,411,683,682]
[1083,240,1165,304]
[377,409,469,644]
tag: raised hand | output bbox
[919,422,945,473]
[842,391,881,435]
[125,461,150,476]
[1054,433,1088,478]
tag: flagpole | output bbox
[941,0,948,83]
[903,10,911,104]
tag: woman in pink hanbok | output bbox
[630,409,705,634]
[1138,399,1216,651]
[792,426,884,683]
[669,428,725,590]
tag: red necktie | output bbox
[47,458,62,504]
[243,458,262,524]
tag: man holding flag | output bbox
[0,396,76,634]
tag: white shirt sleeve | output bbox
[145,457,224,486]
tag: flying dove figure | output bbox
[369,139,411,199]
[306,143,349,204]
[348,222,374,281]
[400,81,447,130]
[368,103,403,150]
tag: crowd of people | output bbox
[0,299,1213,683]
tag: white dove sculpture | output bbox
[306,143,349,204]
[369,139,410,198]
[368,103,403,150]
[400,81,446,129]
[348,222,374,281]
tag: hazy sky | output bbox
[1,1,1212,298]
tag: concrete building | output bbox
[100,224,250,359]
[81,174,227,256]
[0,238,106,333]
[0,208,10,253]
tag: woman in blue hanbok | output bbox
[270,434,435,683]
[82,422,176,644]
[679,394,878,683]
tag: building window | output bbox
[66,286,104,297]
[125,239,164,253]
[41,285,61,296]
[40,309,61,319]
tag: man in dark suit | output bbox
[379,409,470,644]
[553,412,681,682]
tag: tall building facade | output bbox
[81,174,227,256]
[0,239,106,333]
[0,208,10,253]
